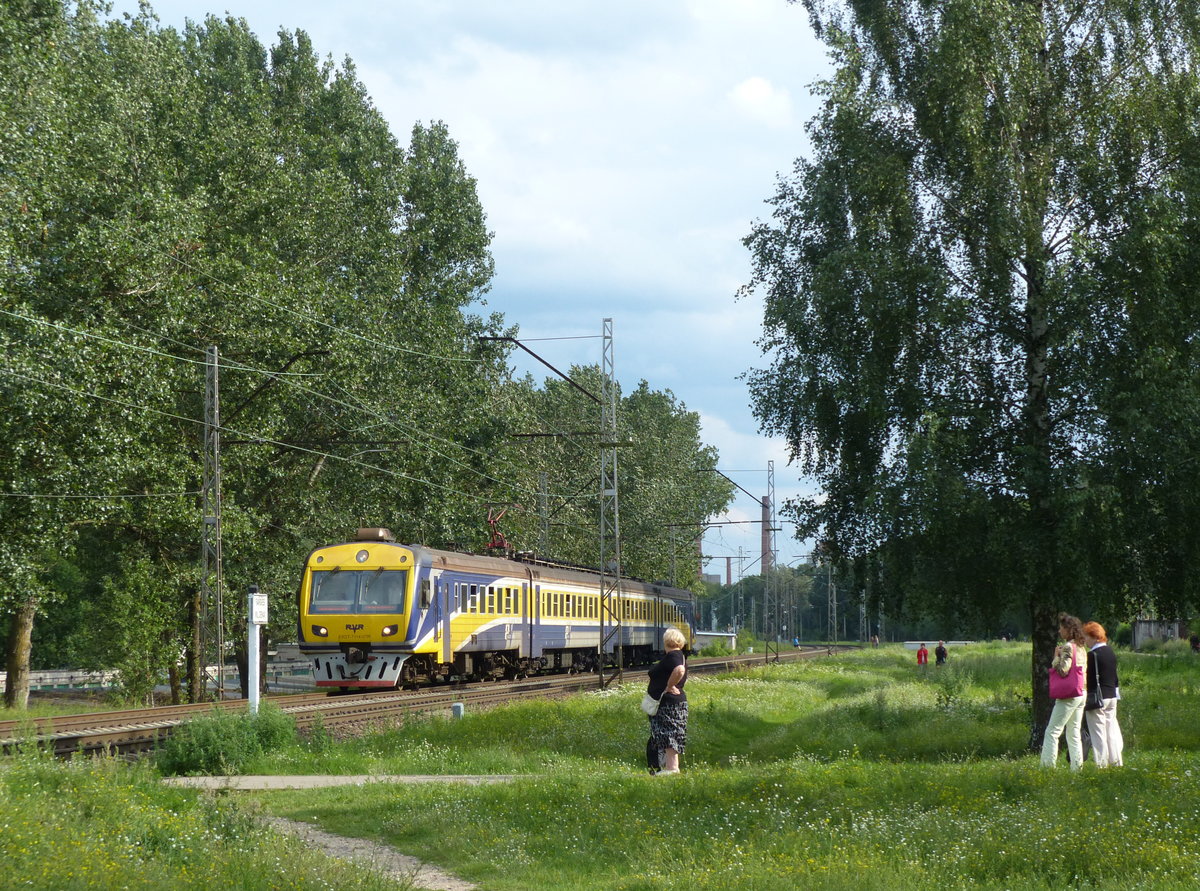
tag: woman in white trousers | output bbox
[1041,613,1088,770]
[1082,621,1124,767]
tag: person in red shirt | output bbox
[917,643,929,667]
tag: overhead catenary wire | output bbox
[0,491,201,499]
[0,366,598,534]
[4,310,597,503]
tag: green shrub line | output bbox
[2,643,1198,889]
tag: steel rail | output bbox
[1,646,846,758]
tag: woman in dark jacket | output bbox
[647,628,688,776]
[1083,621,1124,767]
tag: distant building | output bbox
[1132,619,1187,649]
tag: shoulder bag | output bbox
[1085,650,1104,710]
[641,692,665,716]
[1048,642,1085,699]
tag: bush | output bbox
[1160,637,1194,657]
[156,703,296,776]
[697,641,733,657]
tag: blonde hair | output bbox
[663,628,686,650]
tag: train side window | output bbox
[420,579,431,609]
[485,586,495,613]
[504,587,514,614]
[564,594,572,617]
[468,584,477,613]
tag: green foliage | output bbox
[0,0,735,713]
[155,704,296,776]
[742,0,1200,730]
[696,640,733,657]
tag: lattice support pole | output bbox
[200,346,226,701]
[598,319,624,689]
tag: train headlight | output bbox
[311,624,328,638]
[381,624,399,637]
[356,549,369,563]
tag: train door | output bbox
[531,583,541,659]
[441,578,453,663]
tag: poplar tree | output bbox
[743,0,1200,742]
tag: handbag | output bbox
[1048,642,1085,699]
[1085,653,1104,710]
[640,692,664,716]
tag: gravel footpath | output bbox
[163,775,522,890]
[262,815,477,891]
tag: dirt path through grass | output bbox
[262,815,477,891]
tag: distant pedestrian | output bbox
[647,628,688,776]
[917,643,929,668]
[935,641,948,666]
[1082,621,1124,767]
[1041,613,1088,770]
[871,634,879,648]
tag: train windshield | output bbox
[309,569,408,614]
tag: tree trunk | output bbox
[167,659,182,705]
[1029,599,1057,749]
[4,597,36,710]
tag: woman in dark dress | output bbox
[647,627,688,775]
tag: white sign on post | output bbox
[251,593,269,625]
[248,586,266,714]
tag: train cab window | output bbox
[419,578,432,609]
[361,570,408,613]
[309,570,356,613]
[310,569,408,615]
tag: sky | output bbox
[107,0,833,581]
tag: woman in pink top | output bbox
[1040,613,1088,770]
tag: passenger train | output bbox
[297,528,697,690]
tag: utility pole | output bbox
[828,556,837,644]
[764,460,779,662]
[597,318,624,688]
[200,346,226,702]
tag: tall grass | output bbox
[3,643,1197,889]
[0,747,412,889]
[255,643,1200,890]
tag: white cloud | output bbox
[729,76,794,129]
[107,0,831,576]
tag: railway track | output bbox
[0,646,843,758]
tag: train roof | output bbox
[411,545,694,601]
[321,529,694,601]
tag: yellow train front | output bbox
[298,527,697,691]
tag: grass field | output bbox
[2,642,1198,889]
